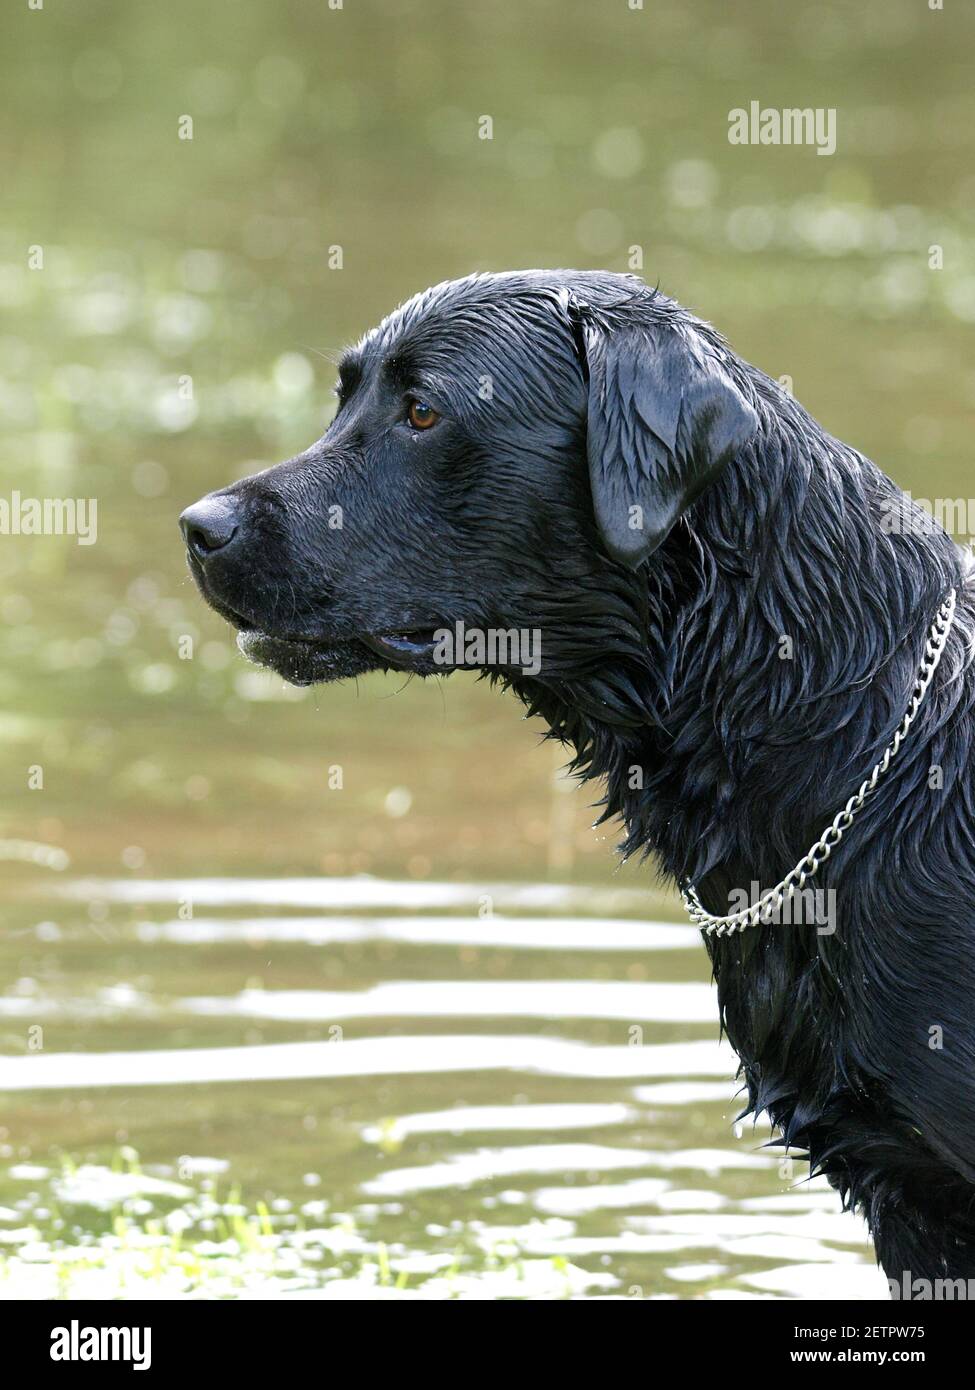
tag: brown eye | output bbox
[408,400,439,430]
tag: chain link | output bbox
[681,588,958,937]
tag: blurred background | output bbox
[0,0,971,1298]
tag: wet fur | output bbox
[186,271,975,1286]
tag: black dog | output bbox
[181,270,975,1290]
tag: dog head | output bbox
[181,270,758,686]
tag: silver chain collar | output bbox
[680,588,958,938]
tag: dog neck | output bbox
[513,403,968,899]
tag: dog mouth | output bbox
[358,630,439,661]
[236,627,442,685]
[187,554,443,683]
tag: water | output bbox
[0,876,886,1299]
[1,0,971,1298]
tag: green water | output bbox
[0,0,971,1297]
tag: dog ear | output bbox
[576,303,759,568]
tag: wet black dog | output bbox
[182,270,975,1290]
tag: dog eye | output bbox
[407,400,439,430]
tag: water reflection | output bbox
[0,880,884,1298]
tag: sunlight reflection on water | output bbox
[0,876,887,1299]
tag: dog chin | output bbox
[236,630,381,685]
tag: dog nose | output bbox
[180,495,240,560]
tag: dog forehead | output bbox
[354,272,596,382]
[343,270,660,406]
[369,277,537,349]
